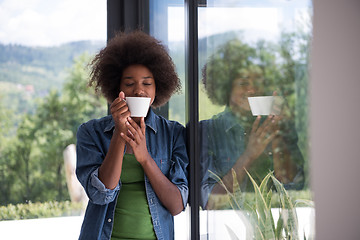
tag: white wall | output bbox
[311,0,360,239]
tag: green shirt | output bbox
[111,154,156,240]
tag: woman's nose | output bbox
[134,84,145,96]
[247,86,256,94]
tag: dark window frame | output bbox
[107,0,201,239]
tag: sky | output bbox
[0,0,106,47]
[168,7,281,43]
[168,1,311,43]
[0,0,310,47]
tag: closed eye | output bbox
[234,82,249,87]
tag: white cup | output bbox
[125,97,151,117]
[247,96,284,116]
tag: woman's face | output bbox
[120,64,156,105]
[229,76,263,112]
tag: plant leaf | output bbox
[271,175,299,239]
[259,171,272,196]
[208,169,241,210]
[246,170,275,240]
[294,199,314,208]
[275,209,284,239]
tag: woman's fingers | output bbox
[110,98,128,114]
[120,131,133,144]
[251,116,261,134]
[253,115,272,135]
[119,91,125,100]
[125,120,138,139]
[140,118,146,135]
[125,117,145,143]
[251,115,280,142]
[110,95,131,127]
[264,130,279,146]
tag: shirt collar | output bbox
[222,107,240,132]
[145,108,157,133]
[103,107,158,134]
[221,107,254,132]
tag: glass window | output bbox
[149,1,189,239]
[198,1,314,239]
[0,1,106,238]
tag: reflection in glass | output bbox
[201,39,304,206]
[198,1,313,239]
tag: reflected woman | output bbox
[199,39,304,209]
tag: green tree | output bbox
[4,115,38,203]
[61,53,107,142]
[33,90,73,201]
[30,54,106,202]
[279,27,312,188]
[0,97,16,204]
[1,53,107,204]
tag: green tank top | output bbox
[111,154,156,240]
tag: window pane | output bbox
[149,1,189,239]
[198,1,314,239]
[0,1,106,238]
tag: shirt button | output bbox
[108,218,112,223]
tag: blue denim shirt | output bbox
[199,107,304,208]
[76,108,189,240]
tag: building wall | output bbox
[311,0,360,239]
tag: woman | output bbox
[200,39,304,209]
[76,31,189,240]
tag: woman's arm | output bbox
[121,117,185,216]
[272,136,298,184]
[98,129,126,190]
[76,123,121,205]
[98,91,130,190]
[209,115,279,194]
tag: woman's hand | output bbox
[211,115,279,195]
[120,117,184,215]
[120,117,150,164]
[110,91,131,134]
[243,115,279,162]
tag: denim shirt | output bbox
[199,107,304,208]
[76,108,189,240]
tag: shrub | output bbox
[0,201,85,220]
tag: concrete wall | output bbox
[311,0,360,239]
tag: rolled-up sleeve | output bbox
[169,124,189,210]
[76,123,120,205]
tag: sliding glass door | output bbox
[198,1,313,239]
[149,0,313,239]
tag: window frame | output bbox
[107,1,201,239]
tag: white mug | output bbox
[247,96,284,116]
[125,97,151,117]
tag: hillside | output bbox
[0,41,105,93]
[0,40,105,117]
[0,31,249,120]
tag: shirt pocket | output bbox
[154,157,175,177]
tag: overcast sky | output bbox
[0,0,310,47]
[0,0,106,47]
